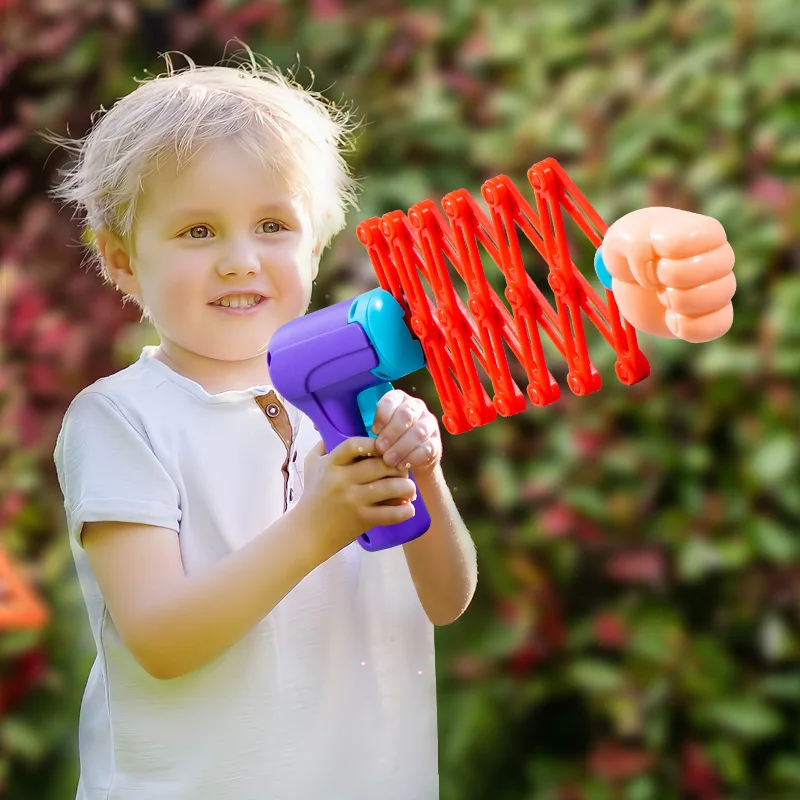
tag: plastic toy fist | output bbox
[601,207,736,342]
[372,389,442,478]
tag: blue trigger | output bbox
[357,382,394,437]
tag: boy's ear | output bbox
[311,242,322,282]
[95,228,140,295]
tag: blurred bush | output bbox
[1,0,798,797]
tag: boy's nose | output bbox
[216,244,261,276]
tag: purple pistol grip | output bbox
[266,299,431,551]
[358,488,430,551]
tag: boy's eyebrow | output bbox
[164,203,299,225]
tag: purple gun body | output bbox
[266,295,431,551]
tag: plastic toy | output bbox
[268,288,431,551]
[354,157,652,435]
[268,157,726,551]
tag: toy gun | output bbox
[267,158,651,552]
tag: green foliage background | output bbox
[1,0,798,798]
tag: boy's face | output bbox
[105,138,320,375]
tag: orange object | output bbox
[0,545,48,629]
[356,157,651,435]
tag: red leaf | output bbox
[593,611,628,649]
[540,503,575,538]
[520,479,550,502]
[0,648,47,716]
[450,654,491,681]
[0,166,29,204]
[575,519,607,546]
[31,315,71,356]
[587,741,654,781]
[230,2,280,27]
[310,0,343,19]
[18,402,41,448]
[573,428,606,458]
[0,127,26,157]
[681,741,720,800]
[31,21,81,58]
[0,492,25,527]
[460,32,488,63]
[749,176,793,212]
[26,361,62,397]
[6,291,48,345]
[604,549,666,586]
[508,640,544,674]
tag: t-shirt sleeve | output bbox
[54,390,182,547]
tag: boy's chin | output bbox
[190,339,271,364]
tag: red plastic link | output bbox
[356,158,651,435]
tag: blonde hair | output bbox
[45,49,361,300]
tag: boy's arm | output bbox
[81,434,416,682]
[82,508,323,680]
[368,389,478,627]
[402,464,477,626]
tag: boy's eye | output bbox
[186,225,210,239]
[261,221,285,234]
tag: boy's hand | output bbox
[602,207,736,342]
[298,436,416,557]
[371,390,442,479]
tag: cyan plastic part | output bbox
[348,288,425,381]
[594,246,613,291]
[357,381,395,438]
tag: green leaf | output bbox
[569,659,625,693]
[0,630,41,658]
[748,436,798,486]
[698,698,784,740]
[477,455,519,511]
[768,755,800,787]
[694,342,762,376]
[624,775,659,800]
[0,718,47,760]
[677,537,722,581]
[756,673,800,703]
[629,612,682,665]
[681,637,738,697]
[470,614,529,660]
[749,518,800,564]
[706,738,748,785]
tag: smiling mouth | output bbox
[210,295,266,308]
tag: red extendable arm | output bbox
[356,158,651,435]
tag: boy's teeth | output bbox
[215,294,260,308]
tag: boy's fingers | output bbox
[329,436,379,467]
[372,389,407,434]
[357,477,417,505]
[306,439,327,459]
[348,454,408,484]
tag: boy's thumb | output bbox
[309,438,327,458]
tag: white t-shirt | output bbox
[54,346,438,800]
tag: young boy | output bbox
[51,45,737,799]
[52,56,477,799]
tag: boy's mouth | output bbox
[210,294,266,309]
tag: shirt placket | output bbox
[255,391,294,512]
